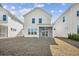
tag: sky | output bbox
[2,3,73,23]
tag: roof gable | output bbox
[23,7,52,17]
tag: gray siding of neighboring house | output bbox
[0,5,23,38]
[53,4,79,37]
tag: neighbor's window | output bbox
[11,28,16,31]
[39,18,42,23]
[3,15,7,21]
[32,18,35,24]
[54,28,56,30]
[77,11,79,16]
[63,16,65,22]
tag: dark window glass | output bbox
[32,18,35,24]
[63,16,65,22]
[46,31,48,36]
[34,32,37,35]
[11,28,12,30]
[39,18,42,23]
[28,32,30,35]
[77,11,79,16]
[3,15,7,21]
[54,28,56,30]
[31,32,33,35]
[11,28,16,31]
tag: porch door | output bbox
[0,26,8,37]
[41,30,49,37]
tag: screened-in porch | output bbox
[0,26,8,38]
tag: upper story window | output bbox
[32,18,35,24]
[63,16,65,22]
[77,11,79,16]
[39,18,42,23]
[3,15,7,21]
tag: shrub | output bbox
[68,33,79,41]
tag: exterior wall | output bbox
[8,17,23,37]
[17,29,24,36]
[54,4,79,37]
[24,8,51,37]
[0,7,23,38]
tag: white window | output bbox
[32,18,35,24]
[0,14,8,23]
[77,11,79,16]
[39,18,42,23]
[63,16,65,22]
[28,28,37,35]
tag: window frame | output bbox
[28,28,37,35]
[63,16,65,23]
[32,18,35,24]
[39,18,42,24]
[77,11,79,16]
[3,15,7,21]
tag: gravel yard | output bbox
[0,37,54,56]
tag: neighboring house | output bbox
[0,4,23,38]
[23,7,52,38]
[53,4,79,37]
[17,29,24,36]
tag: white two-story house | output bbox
[0,4,23,38]
[23,7,52,38]
[53,4,79,37]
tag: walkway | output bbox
[50,38,79,56]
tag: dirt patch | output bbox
[0,37,54,56]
